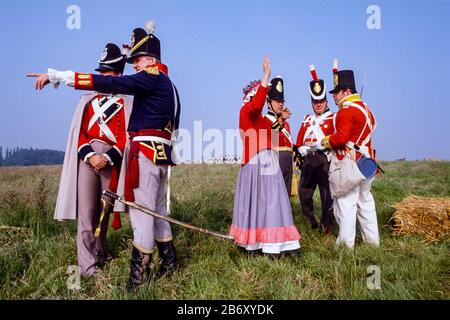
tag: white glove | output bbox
[313,141,324,150]
[299,146,310,156]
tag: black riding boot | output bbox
[127,246,152,291]
[156,240,177,276]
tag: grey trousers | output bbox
[278,150,293,196]
[130,152,173,253]
[76,141,113,278]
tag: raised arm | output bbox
[241,56,271,117]
[261,56,271,88]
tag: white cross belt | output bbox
[88,96,121,143]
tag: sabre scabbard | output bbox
[103,190,121,201]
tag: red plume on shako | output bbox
[308,64,327,101]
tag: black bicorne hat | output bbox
[309,65,327,101]
[268,77,284,101]
[95,43,126,74]
[126,24,161,63]
[328,60,357,94]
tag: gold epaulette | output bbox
[145,67,160,76]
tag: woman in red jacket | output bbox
[229,57,301,256]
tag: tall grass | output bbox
[0,161,448,299]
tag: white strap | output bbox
[132,136,172,145]
[349,103,373,147]
[88,97,121,144]
[303,115,312,123]
[344,103,375,158]
[163,82,178,216]
[264,114,292,144]
[360,103,376,147]
[166,166,171,215]
[303,123,314,143]
[97,99,124,128]
[311,123,325,144]
[302,111,332,144]
[171,83,179,126]
[88,96,121,130]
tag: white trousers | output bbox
[130,153,172,253]
[333,177,380,248]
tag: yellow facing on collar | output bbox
[338,93,362,108]
[145,67,160,76]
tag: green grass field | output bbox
[0,161,449,300]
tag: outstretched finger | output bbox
[26,73,41,78]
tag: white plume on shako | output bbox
[145,20,156,34]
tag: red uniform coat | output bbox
[328,94,376,160]
[277,120,293,150]
[295,110,335,147]
[77,94,127,166]
[239,85,272,165]
[265,110,293,151]
[77,94,127,192]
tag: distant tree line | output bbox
[0,146,64,166]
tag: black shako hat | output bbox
[268,77,284,101]
[329,70,357,94]
[126,21,161,63]
[309,65,327,101]
[95,43,126,74]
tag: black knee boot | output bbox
[127,246,152,291]
[156,240,177,276]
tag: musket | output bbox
[360,70,368,98]
[102,190,233,241]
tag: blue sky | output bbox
[0,0,449,160]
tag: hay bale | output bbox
[390,196,450,243]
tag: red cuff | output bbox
[74,73,94,90]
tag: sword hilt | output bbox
[102,190,120,201]
[94,226,101,238]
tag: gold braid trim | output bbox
[131,35,150,53]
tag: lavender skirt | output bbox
[230,149,301,253]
